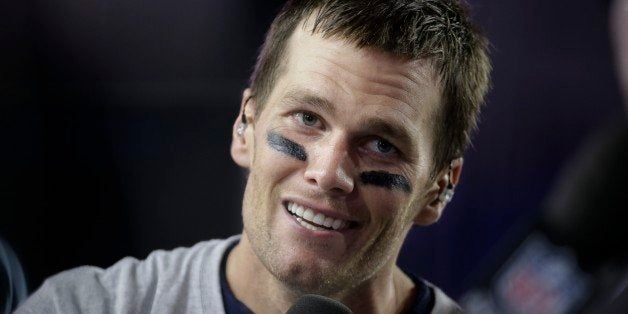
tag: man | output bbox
[17,0,490,313]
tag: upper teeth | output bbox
[287,202,347,231]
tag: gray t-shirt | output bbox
[16,236,238,314]
[16,235,459,313]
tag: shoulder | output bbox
[16,236,240,313]
[403,270,461,314]
[422,280,462,314]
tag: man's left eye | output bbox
[366,138,397,155]
[294,112,320,127]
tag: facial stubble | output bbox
[241,131,421,297]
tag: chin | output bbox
[271,254,361,296]
[279,265,345,295]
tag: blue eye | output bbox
[367,138,397,155]
[376,140,393,153]
[295,112,319,127]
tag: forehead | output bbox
[292,26,439,103]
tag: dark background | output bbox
[1,0,623,299]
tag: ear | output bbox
[230,88,257,168]
[414,158,463,226]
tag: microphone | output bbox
[286,294,353,314]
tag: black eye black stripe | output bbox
[360,171,411,193]
[266,132,307,161]
[267,132,410,193]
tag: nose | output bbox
[303,136,355,194]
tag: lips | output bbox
[285,201,351,231]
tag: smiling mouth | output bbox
[284,201,355,232]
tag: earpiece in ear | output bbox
[237,113,247,136]
[438,186,455,203]
[438,167,455,203]
[236,123,246,136]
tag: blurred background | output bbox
[1,0,625,310]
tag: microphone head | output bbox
[286,294,353,314]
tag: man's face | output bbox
[233,24,443,294]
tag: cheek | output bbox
[249,133,305,190]
[361,189,408,219]
[362,188,424,230]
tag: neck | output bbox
[226,234,416,313]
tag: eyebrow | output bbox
[283,89,336,114]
